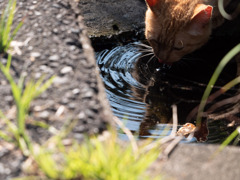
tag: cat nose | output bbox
[158,58,164,63]
[158,58,173,65]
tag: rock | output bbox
[158,144,240,180]
[78,0,146,37]
[78,0,147,50]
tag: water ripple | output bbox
[96,42,238,144]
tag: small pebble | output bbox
[60,66,73,74]
[62,20,70,25]
[53,76,69,85]
[84,91,94,98]
[78,112,86,119]
[31,52,41,57]
[49,55,59,61]
[53,28,58,33]
[72,88,80,95]
[61,97,69,104]
[34,11,41,16]
[56,14,62,19]
[39,65,53,73]
[55,105,65,117]
[37,111,50,119]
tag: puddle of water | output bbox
[96,42,238,143]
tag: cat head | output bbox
[145,0,213,63]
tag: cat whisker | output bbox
[144,54,158,75]
[139,52,155,59]
[139,46,153,51]
[138,49,154,53]
[135,43,153,50]
[146,54,156,65]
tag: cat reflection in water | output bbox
[144,0,230,63]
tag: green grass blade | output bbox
[5,19,23,51]
[0,0,11,35]
[6,54,12,71]
[221,76,240,92]
[35,76,55,97]
[220,127,240,150]
[18,80,35,133]
[0,109,18,138]
[196,44,240,125]
[35,148,59,179]
[0,0,22,53]
[21,80,34,107]
[0,61,21,103]
[232,134,240,146]
[2,0,16,46]
[0,4,8,51]
[28,120,50,129]
[0,12,5,48]
[19,137,29,156]
[0,131,12,142]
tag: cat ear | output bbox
[146,0,158,7]
[145,0,159,12]
[188,5,213,36]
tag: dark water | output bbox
[96,41,238,143]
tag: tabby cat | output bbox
[145,0,231,63]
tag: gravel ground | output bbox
[0,0,113,178]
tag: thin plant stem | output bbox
[196,44,240,126]
[220,127,240,150]
[218,0,240,20]
[113,117,138,155]
[171,104,178,136]
[210,127,240,160]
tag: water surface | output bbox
[96,42,238,143]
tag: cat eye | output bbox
[173,40,184,50]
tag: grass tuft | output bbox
[29,131,160,180]
[0,0,23,54]
[0,55,54,155]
